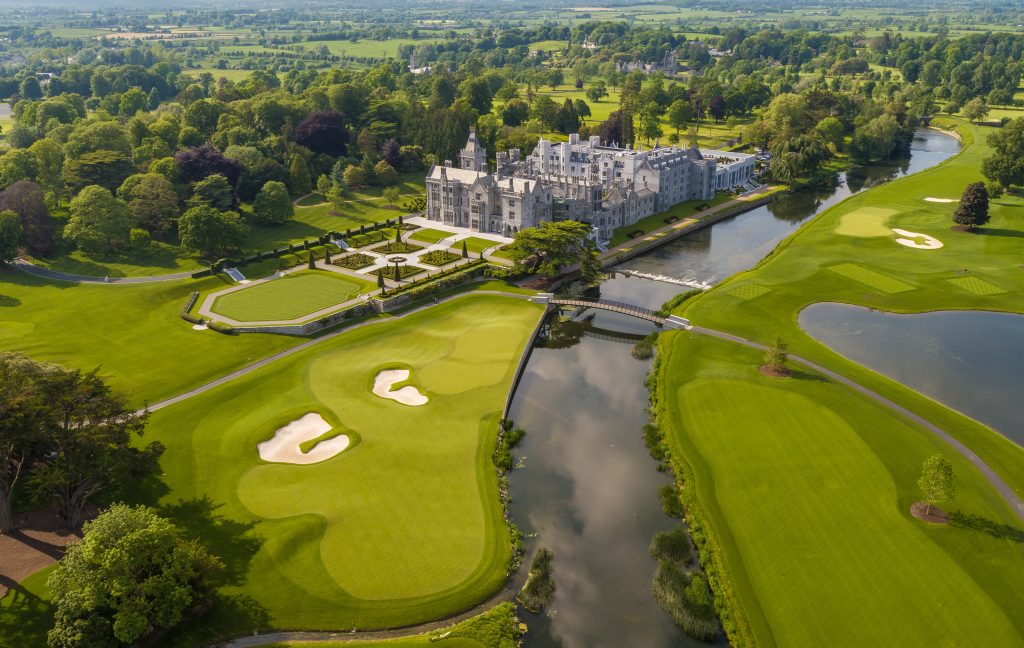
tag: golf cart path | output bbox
[216,585,516,646]
[12,258,195,283]
[690,325,1024,523]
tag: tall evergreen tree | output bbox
[953,182,990,229]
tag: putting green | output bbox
[834,207,897,237]
[211,271,373,322]
[659,336,1024,646]
[143,295,543,634]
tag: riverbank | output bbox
[662,120,1024,645]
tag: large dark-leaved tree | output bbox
[294,111,349,157]
[175,144,242,186]
[28,367,162,529]
[0,180,54,256]
[47,504,222,648]
[508,221,601,282]
[0,181,53,256]
[0,353,48,534]
[953,182,990,230]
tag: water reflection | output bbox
[616,129,960,287]
[800,304,1024,446]
[508,319,709,648]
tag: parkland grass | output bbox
[210,271,374,322]
[660,119,1024,645]
[128,295,542,643]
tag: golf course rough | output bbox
[142,295,544,631]
[662,120,1024,646]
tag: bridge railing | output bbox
[549,298,664,322]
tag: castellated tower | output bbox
[460,128,487,172]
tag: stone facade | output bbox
[426,129,733,240]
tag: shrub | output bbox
[652,561,719,640]
[207,321,235,335]
[649,527,694,566]
[627,229,645,239]
[494,420,526,472]
[658,289,703,316]
[642,422,667,461]
[660,483,685,518]
[517,548,556,613]
[419,249,461,266]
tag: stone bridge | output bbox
[531,294,690,329]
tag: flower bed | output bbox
[332,253,376,270]
[371,241,424,254]
[368,265,424,279]
[419,249,462,267]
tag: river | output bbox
[506,129,962,647]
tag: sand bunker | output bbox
[892,228,943,250]
[258,413,349,464]
[373,369,428,406]
[924,197,956,203]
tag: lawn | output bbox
[660,119,1024,644]
[210,271,374,322]
[458,237,501,255]
[29,240,205,278]
[0,269,295,406]
[410,228,454,244]
[126,295,542,644]
[609,191,734,246]
[658,334,1024,646]
[245,176,424,251]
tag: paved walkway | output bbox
[12,258,195,284]
[689,325,1024,523]
[217,586,516,647]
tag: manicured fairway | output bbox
[0,269,294,405]
[136,295,543,642]
[410,228,453,244]
[663,120,1024,645]
[211,271,373,322]
[658,335,1024,647]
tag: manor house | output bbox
[425,129,753,240]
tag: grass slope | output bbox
[132,295,541,643]
[0,269,294,405]
[659,334,1024,646]
[211,271,373,322]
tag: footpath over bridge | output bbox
[532,294,690,329]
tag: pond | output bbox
[800,303,1024,446]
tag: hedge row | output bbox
[378,259,487,300]
[179,291,203,324]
